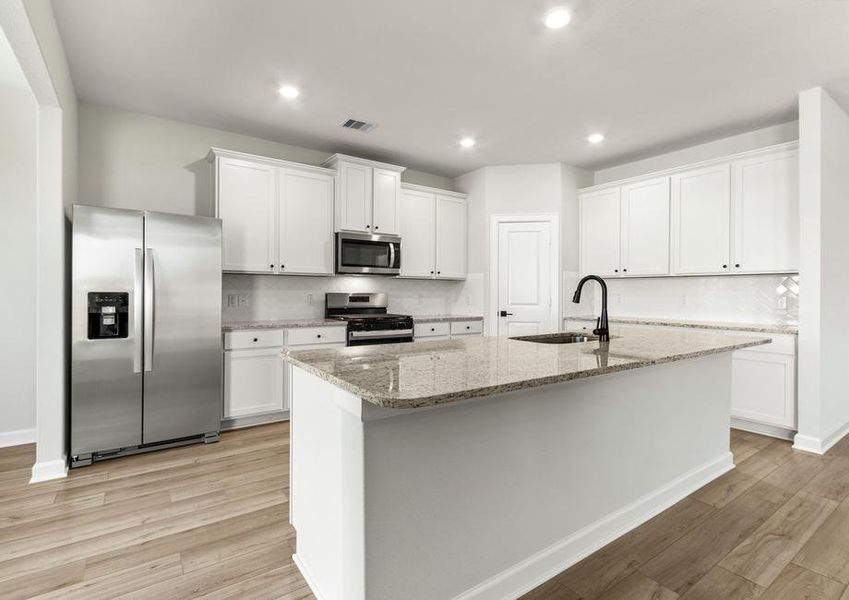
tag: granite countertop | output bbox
[222,318,346,331]
[282,328,769,409]
[567,315,798,335]
[222,315,483,331]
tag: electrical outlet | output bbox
[680,295,688,307]
[226,294,238,307]
[615,294,622,305]
[238,294,249,307]
[777,296,788,310]
[307,293,314,305]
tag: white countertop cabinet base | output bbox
[290,353,735,599]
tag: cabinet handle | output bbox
[374,226,379,230]
[623,268,628,273]
[614,269,619,273]
[270,264,274,268]
[466,326,470,330]
[253,337,258,342]
[317,334,321,338]
[722,264,728,269]
[735,263,741,268]
[431,327,435,332]
[366,224,370,228]
[437,271,441,275]
[281,264,285,269]
[430,270,434,274]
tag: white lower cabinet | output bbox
[222,326,345,425]
[414,320,482,342]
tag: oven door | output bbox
[336,232,401,275]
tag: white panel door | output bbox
[223,348,285,418]
[337,161,372,232]
[621,177,670,276]
[732,150,799,274]
[399,188,436,278]
[671,164,731,274]
[435,195,466,279]
[496,221,553,337]
[217,158,275,272]
[277,169,334,275]
[372,168,401,234]
[580,188,621,277]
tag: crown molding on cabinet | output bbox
[400,182,468,199]
[206,147,336,176]
[579,141,799,194]
[321,153,406,173]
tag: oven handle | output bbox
[348,328,414,340]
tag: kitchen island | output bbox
[283,329,768,600]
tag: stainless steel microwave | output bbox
[336,232,401,275]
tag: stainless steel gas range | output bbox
[325,292,414,346]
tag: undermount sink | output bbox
[510,332,600,344]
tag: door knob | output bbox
[499,310,514,317]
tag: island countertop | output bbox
[282,328,769,409]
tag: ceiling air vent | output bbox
[340,118,377,133]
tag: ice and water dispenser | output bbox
[87,292,129,339]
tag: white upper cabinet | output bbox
[579,187,621,277]
[323,154,405,234]
[210,148,336,275]
[731,150,799,274]
[277,168,335,275]
[372,168,401,234]
[435,194,467,279]
[336,160,372,233]
[621,177,670,276]
[671,164,731,275]
[399,184,467,280]
[399,187,436,278]
[216,157,276,273]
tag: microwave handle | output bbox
[389,242,396,268]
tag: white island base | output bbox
[290,353,734,600]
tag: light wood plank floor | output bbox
[3,424,849,599]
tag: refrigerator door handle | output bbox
[144,248,155,372]
[133,248,144,373]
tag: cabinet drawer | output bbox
[285,326,346,346]
[224,329,285,350]
[415,322,450,338]
[450,320,483,336]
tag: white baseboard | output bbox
[293,553,327,600]
[452,452,734,600]
[30,457,68,483]
[731,418,795,441]
[794,419,849,455]
[0,428,36,448]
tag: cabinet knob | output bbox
[365,224,370,228]
[281,264,285,269]
[253,337,258,342]
[430,270,434,274]
[437,271,441,274]
[466,326,470,330]
[735,263,741,268]
[270,264,274,268]
[623,268,628,273]
[614,269,619,273]
[431,327,435,332]
[317,334,321,338]
[374,226,379,230]
[722,264,728,269]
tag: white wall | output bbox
[795,87,849,454]
[0,29,38,446]
[594,121,799,184]
[455,163,593,332]
[78,102,454,217]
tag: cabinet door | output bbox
[671,164,731,274]
[372,168,401,234]
[732,351,796,429]
[223,348,285,418]
[336,162,372,232]
[579,188,621,277]
[278,169,334,275]
[621,177,670,276]
[216,158,276,272]
[434,195,467,279]
[399,188,436,278]
[732,150,799,274]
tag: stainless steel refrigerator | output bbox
[71,205,223,467]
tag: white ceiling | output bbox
[52,0,849,177]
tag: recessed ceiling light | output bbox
[587,133,605,144]
[544,7,572,29]
[278,85,300,99]
[460,137,476,148]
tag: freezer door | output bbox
[71,205,144,456]
[142,211,223,443]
